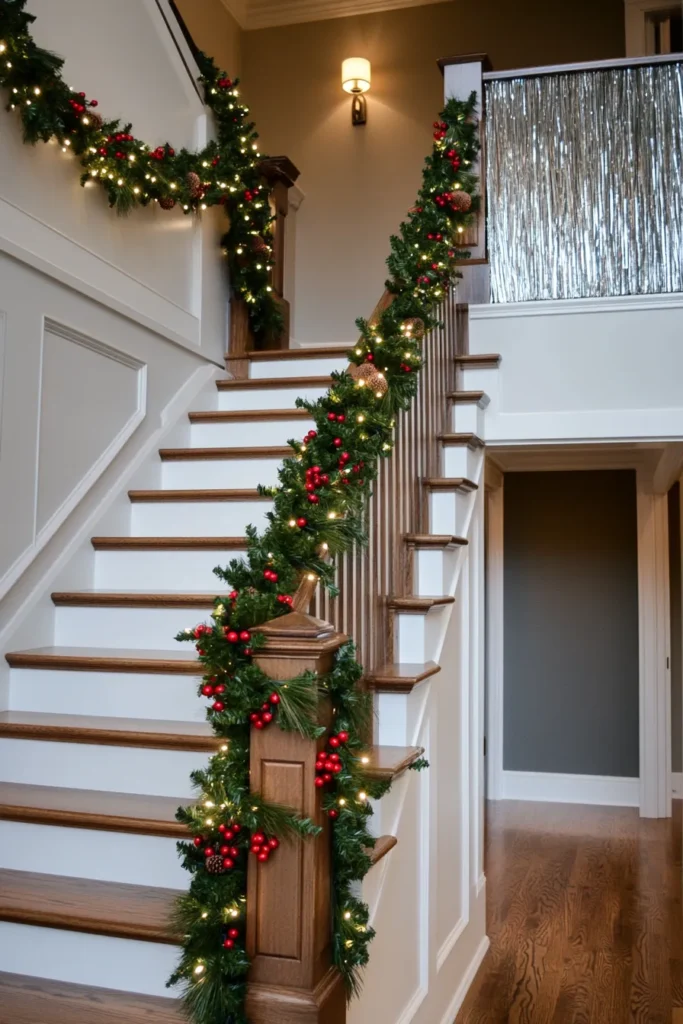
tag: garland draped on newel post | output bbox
[0,4,479,1022]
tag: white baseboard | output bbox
[673,771,683,798]
[438,936,490,1024]
[498,770,639,807]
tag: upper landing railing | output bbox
[479,52,683,304]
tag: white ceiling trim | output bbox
[223,0,447,31]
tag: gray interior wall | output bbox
[669,482,682,773]
[503,470,639,778]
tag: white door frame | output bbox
[485,454,673,818]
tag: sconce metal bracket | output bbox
[351,93,367,126]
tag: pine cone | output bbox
[401,317,425,339]
[349,362,388,396]
[451,190,472,212]
[205,854,225,875]
[186,171,202,199]
[158,196,176,210]
[85,112,103,130]
[251,236,270,256]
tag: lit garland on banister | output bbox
[0,3,479,1020]
[0,0,282,341]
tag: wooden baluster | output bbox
[246,609,347,1024]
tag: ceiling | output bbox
[221,0,448,30]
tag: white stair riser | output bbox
[161,457,282,490]
[249,354,348,380]
[429,490,472,536]
[217,385,328,411]
[9,669,204,722]
[375,685,430,748]
[415,549,461,596]
[442,445,480,480]
[55,605,215,651]
[0,821,187,889]
[190,418,313,448]
[395,607,447,663]
[94,549,244,591]
[0,738,207,797]
[131,500,272,536]
[0,922,180,998]
[451,402,485,436]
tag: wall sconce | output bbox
[342,57,371,126]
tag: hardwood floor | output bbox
[456,801,683,1023]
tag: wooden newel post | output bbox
[246,610,348,1024]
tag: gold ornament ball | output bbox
[451,190,472,212]
[401,317,426,339]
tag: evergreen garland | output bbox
[0,4,480,1020]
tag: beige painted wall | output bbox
[175,0,242,77]
[184,0,625,345]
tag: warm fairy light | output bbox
[0,43,5,52]
[201,912,208,919]
[358,791,367,801]
[289,519,297,527]
[338,798,346,806]
[117,178,124,185]
[361,756,370,764]
[220,744,228,752]
[321,543,329,551]
[205,818,214,826]
[344,911,352,920]
[328,512,337,519]
[357,379,366,388]
[204,800,214,808]
[357,414,365,422]
[170,182,177,190]
[133,186,140,194]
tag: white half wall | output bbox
[468,295,683,445]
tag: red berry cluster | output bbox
[426,232,443,241]
[305,464,330,505]
[400,363,413,373]
[433,119,448,141]
[303,428,318,445]
[446,147,461,171]
[276,593,294,607]
[338,450,351,471]
[194,821,242,871]
[434,191,464,212]
[201,677,227,711]
[327,410,346,424]
[263,567,278,583]
[150,144,175,162]
[314,731,349,788]
[223,926,240,949]
[217,77,233,89]
[250,832,280,862]
[249,691,280,729]
[244,187,260,202]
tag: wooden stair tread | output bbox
[439,432,485,449]
[189,408,312,422]
[5,646,201,674]
[217,375,332,390]
[447,390,489,406]
[52,590,219,608]
[454,353,501,368]
[246,345,350,360]
[367,661,440,693]
[368,835,398,866]
[0,972,185,1024]
[404,534,467,548]
[129,487,273,502]
[424,477,479,492]
[362,745,425,781]
[0,868,179,944]
[91,536,247,550]
[0,711,216,751]
[0,782,188,838]
[159,447,291,461]
[388,596,455,611]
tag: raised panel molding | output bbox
[0,319,146,598]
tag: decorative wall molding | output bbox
[499,770,640,806]
[222,0,445,29]
[471,292,683,320]
[437,936,490,1024]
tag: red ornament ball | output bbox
[212,701,225,712]
[315,777,325,788]
[328,809,339,819]
[338,731,349,743]
[239,630,251,642]
[269,692,281,705]
[333,438,342,448]
[224,938,235,948]
[297,517,307,528]
[226,630,239,643]
[328,736,341,748]
[201,684,214,697]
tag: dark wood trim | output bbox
[454,256,489,266]
[448,390,488,405]
[158,447,291,462]
[424,477,479,493]
[363,745,425,782]
[0,869,179,944]
[404,534,468,548]
[0,971,186,1024]
[388,596,455,612]
[5,647,201,674]
[128,487,273,501]
[439,432,485,449]
[217,375,332,391]
[437,53,492,73]
[51,591,218,609]
[368,835,398,867]
[258,155,300,189]
[188,409,311,423]
[367,661,441,694]
[246,345,350,361]
[0,782,188,838]
[0,711,215,751]
[91,536,247,550]
[454,353,501,368]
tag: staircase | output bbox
[0,342,502,1020]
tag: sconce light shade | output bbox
[342,57,371,94]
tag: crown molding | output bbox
[238,0,446,30]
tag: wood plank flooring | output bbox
[455,801,683,1024]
